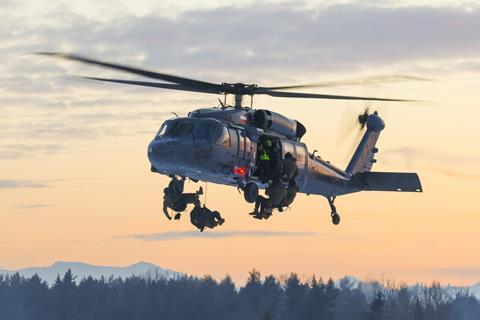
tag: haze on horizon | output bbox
[1,0,480,285]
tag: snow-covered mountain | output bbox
[0,261,181,284]
[470,282,480,299]
[335,276,480,300]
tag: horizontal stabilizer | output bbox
[362,172,422,192]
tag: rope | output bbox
[204,181,208,207]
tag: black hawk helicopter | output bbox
[38,53,422,229]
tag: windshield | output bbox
[193,121,217,141]
[157,119,217,141]
[157,119,179,139]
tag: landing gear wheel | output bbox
[331,212,340,225]
[326,196,341,225]
[244,182,258,203]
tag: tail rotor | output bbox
[337,104,375,162]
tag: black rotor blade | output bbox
[258,75,431,91]
[259,90,413,102]
[37,52,223,92]
[75,76,222,94]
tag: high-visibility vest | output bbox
[260,151,270,161]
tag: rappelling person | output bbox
[266,178,288,208]
[250,178,287,220]
[280,153,298,185]
[190,205,225,232]
[278,181,299,212]
[250,195,273,220]
[163,176,203,220]
[250,153,300,218]
[280,152,299,207]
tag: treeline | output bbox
[0,270,479,320]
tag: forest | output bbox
[0,270,479,320]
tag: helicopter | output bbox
[37,52,422,227]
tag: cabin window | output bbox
[239,131,245,158]
[215,127,230,147]
[229,128,239,156]
[281,141,296,159]
[295,144,307,167]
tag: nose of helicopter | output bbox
[147,138,213,175]
[148,139,179,172]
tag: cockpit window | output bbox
[157,119,218,140]
[173,121,194,137]
[157,120,179,139]
[193,122,216,141]
[215,126,230,147]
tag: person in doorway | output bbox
[280,152,298,185]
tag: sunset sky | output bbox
[1,0,480,285]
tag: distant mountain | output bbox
[0,261,181,284]
[335,276,480,300]
[1,263,479,299]
[471,282,480,299]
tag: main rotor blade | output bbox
[258,75,431,91]
[37,52,223,92]
[75,76,222,94]
[260,90,413,102]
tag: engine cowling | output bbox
[252,109,306,140]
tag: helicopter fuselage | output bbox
[147,107,363,198]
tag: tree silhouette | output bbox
[0,270,478,320]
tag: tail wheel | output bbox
[331,213,341,225]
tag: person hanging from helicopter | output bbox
[163,176,203,220]
[277,181,300,212]
[262,152,299,212]
[250,178,287,220]
[250,151,300,218]
[190,205,225,231]
[250,195,273,220]
[280,153,299,185]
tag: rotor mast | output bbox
[234,94,243,108]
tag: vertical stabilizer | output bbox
[345,113,385,176]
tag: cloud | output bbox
[121,230,319,241]
[429,167,480,180]
[3,3,480,84]
[0,144,64,159]
[381,147,480,179]
[431,267,480,279]
[16,204,52,209]
[0,180,50,189]
[2,2,480,158]
[382,147,480,166]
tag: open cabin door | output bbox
[280,140,308,188]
